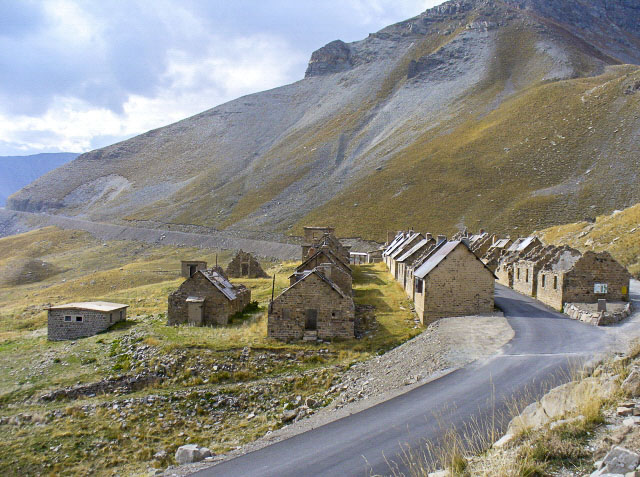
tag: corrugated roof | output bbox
[414,241,461,279]
[390,233,421,259]
[396,238,430,263]
[48,301,128,312]
[201,269,238,301]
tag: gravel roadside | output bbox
[165,314,514,476]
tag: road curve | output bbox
[193,283,639,477]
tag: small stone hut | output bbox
[225,250,269,278]
[413,241,496,325]
[536,250,631,310]
[47,302,128,341]
[267,267,355,341]
[181,260,207,278]
[168,267,251,326]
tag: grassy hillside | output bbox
[538,202,640,277]
[298,65,640,240]
[0,227,419,476]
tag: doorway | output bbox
[305,309,317,330]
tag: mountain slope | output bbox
[7,0,640,241]
[0,153,78,206]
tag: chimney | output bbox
[479,229,485,234]
[437,235,447,245]
[425,233,433,241]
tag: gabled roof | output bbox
[507,236,538,253]
[414,241,496,279]
[200,268,238,301]
[281,268,349,300]
[489,238,511,249]
[389,233,421,259]
[383,233,408,256]
[298,246,351,273]
[397,238,432,263]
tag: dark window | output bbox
[526,269,529,283]
[541,275,546,288]
[189,264,197,277]
[553,276,558,290]
[415,279,423,294]
[75,316,83,322]
[517,268,520,280]
[64,315,71,322]
[109,313,113,323]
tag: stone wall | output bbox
[225,250,269,278]
[167,273,251,326]
[314,264,352,295]
[564,302,633,326]
[415,245,495,325]
[267,273,354,341]
[538,252,631,310]
[181,261,207,278]
[513,261,538,297]
[496,263,513,287]
[48,308,126,341]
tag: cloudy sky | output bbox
[0,0,445,156]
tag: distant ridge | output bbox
[0,153,79,206]
[7,0,640,241]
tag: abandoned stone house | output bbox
[413,241,495,325]
[495,237,544,288]
[293,247,352,292]
[395,235,435,292]
[181,260,207,278]
[511,245,564,297]
[469,233,496,258]
[301,227,351,263]
[267,267,355,341]
[404,236,447,300]
[482,237,514,272]
[168,267,251,326]
[536,250,631,310]
[225,250,269,278]
[47,302,128,341]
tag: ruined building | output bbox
[225,250,269,278]
[168,267,251,326]
[181,260,207,278]
[536,250,631,310]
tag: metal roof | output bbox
[414,241,462,279]
[507,236,537,253]
[396,238,430,263]
[47,301,128,312]
[201,269,238,301]
[383,233,407,256]
[389,233,421,259]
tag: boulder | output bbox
[281,409,298,423]
[175,444,212,465]
[622,370,640,397]
[596,446,640,475]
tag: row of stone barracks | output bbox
[383,231,497,325]
[267,227,356,342]
[464,230,632,323]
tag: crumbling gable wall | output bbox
[225,250,269,278]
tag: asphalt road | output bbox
[194,282,640,477]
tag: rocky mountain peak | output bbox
[304,40,352,78]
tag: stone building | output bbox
[297,246,351,277]
[225,250,269,278]
[511,245,561,297]
[301,226,351,262]
[181,260,207,278]
[168,267,251,326]
[536,250,631,310]
[48,302,128,341]
[413,241,495,325]
[384,231,423,275]
[292,250,353,294]
[267,267,355,341]
[482,237,514,272]
[395,235,435,292]
[496,237,544,288]
[404,237,447,300]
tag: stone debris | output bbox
[591,446,640,476]
[175,444,213,465]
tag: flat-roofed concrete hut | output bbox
[47,301,128,341]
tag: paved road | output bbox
[194,282,640,477]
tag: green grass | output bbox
[0,230,419,476]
